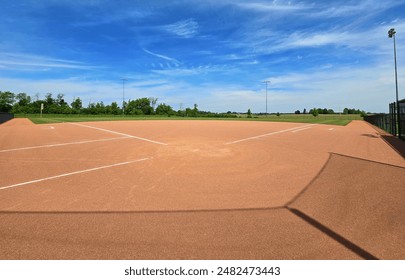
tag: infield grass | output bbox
[16,113,362,126]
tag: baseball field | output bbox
[0,118,404,259]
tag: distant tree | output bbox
[192,103,199,117]
[340,108,365,115]
[247,108,252,118]
[303,108,307,114]
[95,101,106,114]
[45,93,54,105]
[185,107,192,117]
[277,112,280,116]
[0,91,15,113]
[126,98,152,115]
[156,103,174,115]
[30,99,45,114]
[177,109,186,117]
[56,93,67,106]
[295,110,301,114]
[86,103,97,114]
[105,102,121,115]
[15,93,31,106]
[311,108,319,117]
[71,97,82,113]
[12,93,31,114]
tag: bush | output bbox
[312,108,319,117]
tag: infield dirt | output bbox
[0,119,404,259]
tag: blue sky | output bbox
[0,0,404,113]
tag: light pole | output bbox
[121,78,127,116]
[263,80,270,115]
[388,28,401,137]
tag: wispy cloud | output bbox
[1,0,404,113]
[72,9,150,27]
[309,0,402,18]
[263,60,404,113]
[151,67,211,77]
[286,32,352,48]
[0,52,96,70]
[237,1,310,12]
[163,18,199,38]
[142,49,180,64]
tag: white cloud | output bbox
[287,32,351,47]
[151,64,228,77]
[2,54,404,114]
[309,0,402,19]
[0,52,96,70]
[237,1,309,12]
[264,61,405,113]
[163,18,199,38]
[142,49,180,64]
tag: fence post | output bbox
[399,100,405,139]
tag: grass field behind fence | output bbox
[15,114,363,126]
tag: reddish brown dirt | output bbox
[289,153,405,260]
[0,119,404,259]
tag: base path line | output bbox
[291,127,313,133]
[0,158,150,191]
[70,123,168,146]
[0,137,129,153]
[225,124,318,145]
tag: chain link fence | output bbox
[0,112,14,124]
[364,100,404,140]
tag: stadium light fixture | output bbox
[121,78,128,116]
[388,28,401,137]
[263,80,270,115]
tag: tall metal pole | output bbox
[389,28,401,137]
[263,80,270,115]
[121,78,127,116]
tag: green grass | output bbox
[16,113,363,126]
[247,114,363,125]
[15,114,183,124]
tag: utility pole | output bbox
[263,80,270,115]
[121,78,127,116]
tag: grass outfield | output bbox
[15,113,363,125]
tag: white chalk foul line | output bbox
[291,126,313,133]
[0,137,129,153]
[70,123,168,146]
[225,124,318,145]
[0,158,150,191]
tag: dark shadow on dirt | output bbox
[381,135,405,158]
[361,133,379,138]
[288,207,378,260]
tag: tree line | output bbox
[1,90,367,117]
[0,91,238,118]
[294,108,367,117]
